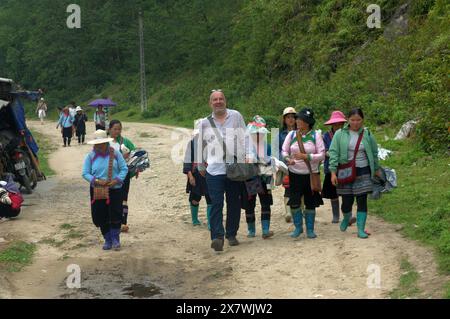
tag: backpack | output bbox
[9,192,23,211]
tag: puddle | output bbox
[122,283,161,298]
[59,270,166,299]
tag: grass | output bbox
[0,241,37,272]
[60,223,76,230]
[39,238,66,248]
[69,243,87,250]
[65,229,84,239]
[139,132,157,138]
[389,258,421,299]
[30,130,56,177]
[370,127,450,298]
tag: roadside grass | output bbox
[371,127,450,298]
[0,241,37,272]
[139,132,157,138]
[60,223,76,230]
[30,130,56,177]
[39,238,66,248]
[389,258,421,299]
[65,229,84,239]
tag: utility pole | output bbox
[139,10,148,112]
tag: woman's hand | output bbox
[293,152,308,161]
[95,179,108,187]
[375,169,383,178]
[286,157,296,166]
[331,173,338,186]
[107,179,119,188]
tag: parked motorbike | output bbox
[0,130,37,194]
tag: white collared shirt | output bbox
[199,109,246,176]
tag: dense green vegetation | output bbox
[1,0,448,152]
[0,0,448,297]
[370,128,450,297]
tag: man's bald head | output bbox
[209,91,227,117]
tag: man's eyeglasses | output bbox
[211,89,222,93]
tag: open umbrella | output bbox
[88,98,117,107]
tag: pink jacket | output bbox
[281,130,325,174]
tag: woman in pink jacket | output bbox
[282,108,325,239]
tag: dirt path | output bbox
[0,120,447,299]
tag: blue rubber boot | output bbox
[190,203,201,226]
[102,230,112,250]
[290,209,303,238]
[261,219,274,239]
[111,228,121,250]
[357,212,369,239]
[304,210,317,238]
[247,222,256,237]
[206,205,212,230]
[340,213,351,232]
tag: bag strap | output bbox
[107,147,114,181]
[296,131,313,174]
[352,131,364,162]
[207,115,228,162]
[62,115,69,127]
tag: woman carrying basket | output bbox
[82,130,128,250]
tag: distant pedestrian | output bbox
[36,98,47,125]
[94,105,106,131]
[74,106,88,145]
[56,107,74,147]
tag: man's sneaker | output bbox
[227,237,239,246]
[211,238,224,252]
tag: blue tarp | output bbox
[10,92,39,156]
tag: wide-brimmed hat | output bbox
[247,115,269,134]
[295,108,316,126]
[87,130,113,145]
[324,111,347,125]
[282,107,297,116]
[75,106,83,112]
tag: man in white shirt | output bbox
[198,90,246,252]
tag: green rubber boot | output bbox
[357,212,369,239]
[262,219,274,239]
[304,209,317,239]
[190,203,201,226]
[290,209,304,238]
[340,213,351,232]
[247,222,256,237]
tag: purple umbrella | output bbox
[88,98,117,107]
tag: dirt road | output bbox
[0,120,446,298]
